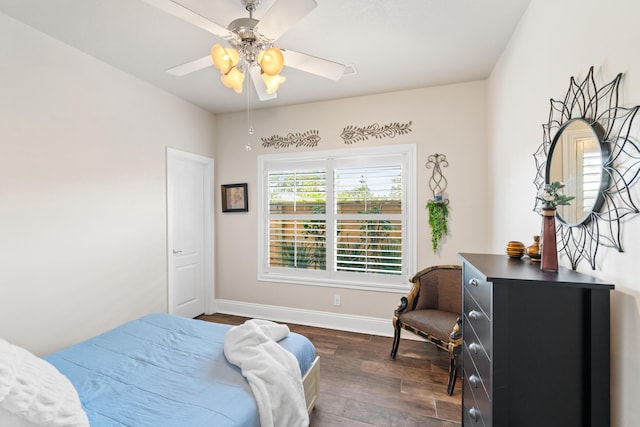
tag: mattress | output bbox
[44,313,316,427]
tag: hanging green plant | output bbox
[426,200,449,253]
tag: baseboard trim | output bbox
[212,299,422,341]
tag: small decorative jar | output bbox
[505,241,526,258]
[526,235,541,262]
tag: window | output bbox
[258,145,416,292]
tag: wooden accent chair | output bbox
[391,265,463,395]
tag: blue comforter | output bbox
[44,313,316,427]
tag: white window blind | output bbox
[334,165,403,275]
[268,169,327,270]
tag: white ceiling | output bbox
[0,0,531,114]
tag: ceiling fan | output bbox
[142,0,347,101]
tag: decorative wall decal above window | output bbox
[533,66,640,270]
[340,121,412,144]
[261,130,321,149]
[425,153,450,253]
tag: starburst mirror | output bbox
[533,66,640,270]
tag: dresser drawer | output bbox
[462,389,485,426]
[462,369,491,427]
[463,345,492,427]
[463,327,491,399]
[464,288,491,359]
[463,263,492,315]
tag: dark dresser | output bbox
[458,253,614,427]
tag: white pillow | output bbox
[0,338,89,427]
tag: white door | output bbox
[167,148,214,318]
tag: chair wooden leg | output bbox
[390,322,402,358]
[446,354,457,395]
[446,346,461,395]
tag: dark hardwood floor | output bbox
[197,313,462,427]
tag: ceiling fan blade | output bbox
[141,0,229,38]
[282,49,345,81]
[256,0,317,40]
[249,67,278,101]
[165,55,213,76]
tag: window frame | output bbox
[258,144,416,293]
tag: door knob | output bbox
[173,249,182,254]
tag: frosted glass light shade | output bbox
[262,73,286,94]
[258,47,284,76]
[221,67,244,93]
[211,44,240,74]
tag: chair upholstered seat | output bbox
[391,265,462,395]
[398,309,459,343]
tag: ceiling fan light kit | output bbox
[213,8,287,95]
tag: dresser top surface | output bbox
[458,253,614,290]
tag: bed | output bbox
[0,313,319,427]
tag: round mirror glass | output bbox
[547,119,606,225]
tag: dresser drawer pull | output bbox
[469,407,481,422]
[468,278,479,287]
[468,374,481,388]
[469,342,480,354]
[468,310,481,321]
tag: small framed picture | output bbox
[221,183,248,212]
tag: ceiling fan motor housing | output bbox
[228,17,273,64]
[228,17,259,42]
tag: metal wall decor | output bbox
[426,153,449,201]
[340,121,412,144]
[261,130,321,149]
[533,66,640,270]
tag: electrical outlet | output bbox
[334,294,341,306]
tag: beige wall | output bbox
[0,12,217,355]
[487,0,640,425]
[215,82,490,319]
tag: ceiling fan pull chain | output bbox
[245,75,254,151]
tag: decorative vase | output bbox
[526,235,541,262]
[541,208,558,272]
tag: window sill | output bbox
[258,273,411,293]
